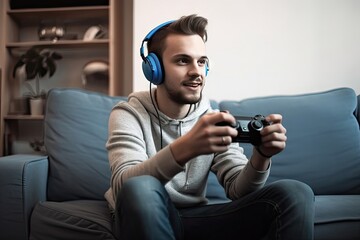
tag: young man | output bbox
[105,14,314,240]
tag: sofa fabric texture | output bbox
[219,87,360,195]
[30,200,115,240]
[45,89,127,201]
[0,87,359,240]
[219,88,360,239]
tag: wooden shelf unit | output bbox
[0,0,134,156]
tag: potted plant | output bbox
[12,46,62,115]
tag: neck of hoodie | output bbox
[154,88,194,119]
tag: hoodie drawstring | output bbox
[178,121,190,189]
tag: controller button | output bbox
[252,121,263,130]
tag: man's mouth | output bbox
[183,81,202,88]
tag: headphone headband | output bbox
[140,20,174,60]
[143,20,175,42]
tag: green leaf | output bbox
[38,65,48,78]
[13,47,62,82]
[12,60,25,78]
[51,52,63,60]
[25,61,38,79]
[26,47,40,59]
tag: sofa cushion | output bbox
[314,195,360,240]
[45,88,127,201]
[219,88,360,195]
[30,200,116,240]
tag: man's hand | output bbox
[251,114,287,170]
[170,112,238,166]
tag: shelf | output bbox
[7,39,109,49]
[8,6,109,26]
[4,115,44,120]
[7,40,110,57]
[1,0,133,156]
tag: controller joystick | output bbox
[216,114,270,146]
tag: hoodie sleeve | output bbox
[106,105,184,201]
[211,143,270,200]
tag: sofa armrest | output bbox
[0,154,49,240]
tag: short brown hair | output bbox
[148,14,208,58]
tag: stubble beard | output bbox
[164,83,203,105]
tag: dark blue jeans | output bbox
[114,175,314,240]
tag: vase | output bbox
[30,98,44,116]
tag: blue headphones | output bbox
[140,20,209,85]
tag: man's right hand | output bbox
[170,112,238,166]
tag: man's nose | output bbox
[188,61,203,76]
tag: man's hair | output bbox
[148,14,208,58]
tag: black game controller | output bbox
[216,114,270,146]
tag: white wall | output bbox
[133,0,360,101]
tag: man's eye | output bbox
[198,59,207,66]
[177,58,189,64]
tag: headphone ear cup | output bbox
[142,53,164,85]
[205,64,209,77]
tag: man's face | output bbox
[160,34,208,105]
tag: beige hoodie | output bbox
[105,88,269,210]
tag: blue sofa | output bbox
[0,87,359,239]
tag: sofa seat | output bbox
[30,200,115,240]
[30,194,360,240]
[203,173,360,239]
[314,195,360,239]
[29,184,360,240]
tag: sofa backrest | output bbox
[44,88,127,201]
[219,88,360,195]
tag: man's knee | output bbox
[116,175,168,209]
[270,179,314,209]
[121,175,162,192]
[280,179,313,199]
